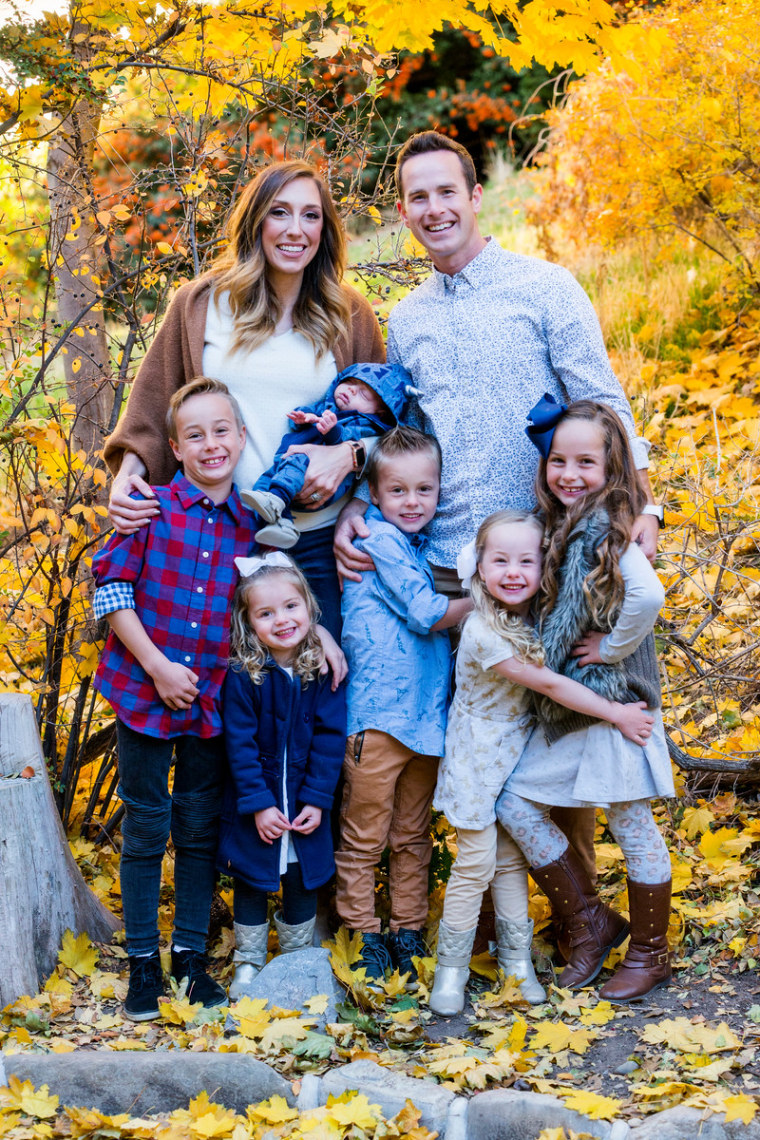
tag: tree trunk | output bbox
[46,18,113,457]
[0,693,121,1008]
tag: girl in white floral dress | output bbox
[430,509,654,1015]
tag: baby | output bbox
[241,362,412,549]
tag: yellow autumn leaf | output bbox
[326,1093,381,1130]
[58,930,99,977]
[720,1093,758,1124]
[4,1078,59,1119]
[258,1015,312,1052]
[561,1088,622,1120]
[160,995,204,1025]
[641,1017,740,1053]
[681,804,714,838]
[304,994,329,1015]
[531,1021,596,1055]
[246,1095,299,1125]
[699,827,740,868]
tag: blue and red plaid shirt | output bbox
[92,473,257,739]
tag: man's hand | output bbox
[291,805,322,835]
[285,442,353,508]
[150,659,200,710]
[632,513,659,563]
[571,631,605,665]
[333,500,373,584]
[255,806,291,845]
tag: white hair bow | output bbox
[234,551,294,577]
[456,539,478,591]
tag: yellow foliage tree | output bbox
[525,0,760,289]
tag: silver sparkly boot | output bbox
[228,922,269,1001]
[495,917,546,1004]
[429,922,476,1016]
[273,911,316,953]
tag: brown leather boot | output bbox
[530,846,629,989]
[598,879,672,1003]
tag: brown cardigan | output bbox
[104,276,386,486]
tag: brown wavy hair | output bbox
[536,401,645,627]
[470,510,546,665]
[229,562,323,686]
[212,161,351,357]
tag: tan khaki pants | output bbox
[335,729,438,933]
[442,822,530,932]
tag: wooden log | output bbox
[0,693,121,1007]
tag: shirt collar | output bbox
[171,471,244,521]
[433,235,505,293]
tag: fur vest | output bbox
[535,509,661,743]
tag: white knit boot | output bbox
[495,917,546,1004]
[429,922,476,1016]
[273,911,316,953]
[228,922,269,1001]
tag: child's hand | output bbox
[315,410,338,435]
[571,631,606,665]
[151,659,199,710]
[315,624,348,689]
[612,701,655,745]
[287,410,318,425]
[291,805,322,835]
[255,806,291,844]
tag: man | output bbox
[335,129,662,882]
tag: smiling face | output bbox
[333,378,384,415]
[397,150,486,276]
[478,521,542,618]
[169,392,245,502]
[260,176,324,289]
[245,574,311,667]
[370,451,441,534]
[546,418,608,509]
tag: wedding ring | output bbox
[310,492,320,502]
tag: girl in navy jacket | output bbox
[218,553,346,1000]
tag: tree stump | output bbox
[0,693,121,1007]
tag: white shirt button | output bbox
[191,622,198,629]
[184,656,191,663]
[203,551,209,558]
[197,587,203,593]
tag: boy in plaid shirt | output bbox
[93,377,257,1020]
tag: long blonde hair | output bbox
[212,161,351,357]
[229,563,323,685]
[536,401,644,627]
[470,510,545,665]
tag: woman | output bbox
[105,160,385,635]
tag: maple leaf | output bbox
[561,1088,622,1120]
[1,1078,59,1119]
[58,930,99,977]
[681,804,715,838]
[641,1017,740,1053]
[531,1022,597,1056]
[258,1015,312,1052]
[719,1093,758,1124]
[304,994,329,1015]
[247,1095,299,1125]
[326,1093,381,1130]
[160,995,204,1026]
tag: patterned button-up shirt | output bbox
[386,237,649,569]
[92,473,257,739]
[341,506,451,756]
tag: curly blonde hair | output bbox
[211,161,351,358]
[470,510,545,665]
[535,401,645,628]
[229,562,323,686]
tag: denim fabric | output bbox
[291,525,342,639]
[261,450,310,508]
[233,863,317,926]
[117,719,224,955]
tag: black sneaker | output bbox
[124,951,165,1021]
[170,947,227,1008]
[352,931,393,984]
[388,927,428,984]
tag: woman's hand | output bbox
[291,805,322,835]
[333,500,374,584]
[612,701,654,745]
[285,442,353,507]
[109,453,159,534]
[571,631,606,665]
[315,624,347,688]
[255,806,291,845]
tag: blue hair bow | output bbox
[525,393,568,459]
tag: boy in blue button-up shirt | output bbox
[337,426,471,985]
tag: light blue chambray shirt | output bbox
[385,237,650,570]
[341,506,452,757]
